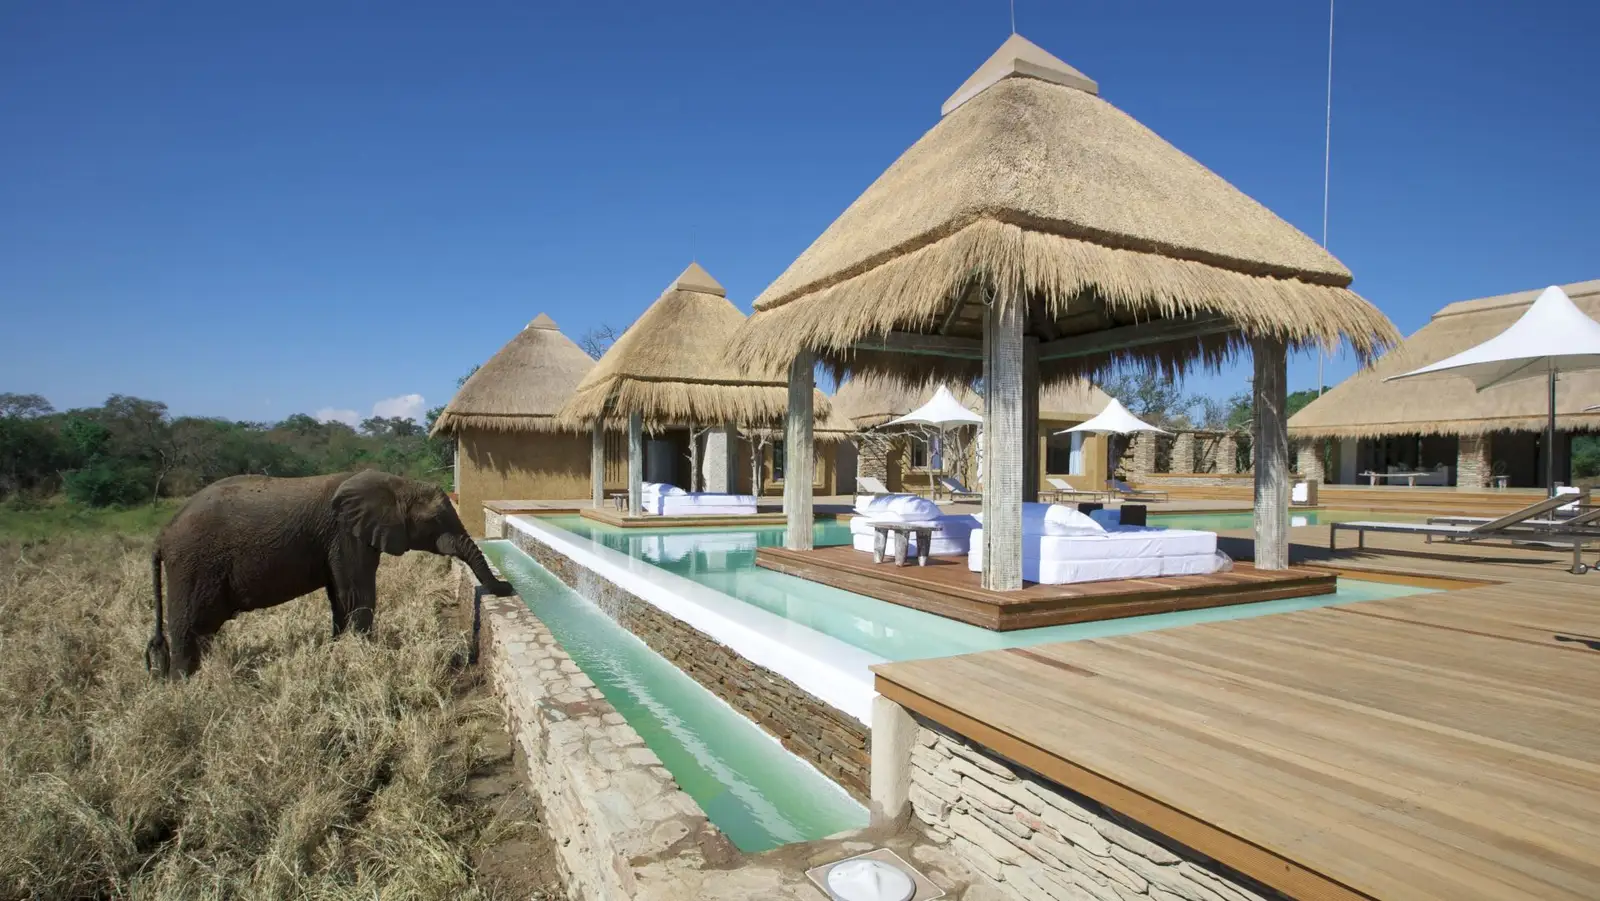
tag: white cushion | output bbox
[967,527,1220,585]
[975,502,1107,536]
[853,493,942,521]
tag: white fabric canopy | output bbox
[1386,284,1600,494]
[1055,398,1168,436]
[1384,285,1600,391]
[884,385,983,429]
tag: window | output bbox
[1045,430,1086,476]
[908,435,929,469]
[771,440,784,480]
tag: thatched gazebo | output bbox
[1290,278,1600,488]
[729,34,1398,588]
[431,313,599,535]
[559,262,827,515]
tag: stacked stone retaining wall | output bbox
[506,524,872,803]
[907,721,1291,901]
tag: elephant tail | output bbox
[145,549,170,677]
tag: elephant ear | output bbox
[332,470,410,556]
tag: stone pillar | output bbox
[1128,433,1157,478]
[590,420,605,508]
[627,412,643,517]
[1295,439,1325,482]
[869,696,916,827]
[856,435,890,489]
[1253,338,1290,570]
[702,425,736,493]
[1170,432,1195,474]
[1021,338,1040,502]
[784,353,815,551]
[981,295,1025,592]
[1457,434,1492,488]
[1216,434,1239,475]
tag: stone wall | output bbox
[453,560,736,901]
[1214,434,1239,475]
[1169,433,1195,474]
[906,721,1291,901]
[1458,434,1492,488]
[1294,441,1326,482]
[508,526,871,803]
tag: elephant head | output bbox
[331,470,516,596]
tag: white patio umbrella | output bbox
[1385,284,1600,496]
[883,385,983,498]
[1055,398,1168,491]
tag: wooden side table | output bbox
[872,522,936,567]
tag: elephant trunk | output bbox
[440,533,515,596]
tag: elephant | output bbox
[146,469,515,679]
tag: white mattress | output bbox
[648,493,758,516]
[967,527,1221,585]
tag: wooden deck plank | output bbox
[874,588,1600,901]
[754,545,1335,630]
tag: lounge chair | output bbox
[857,476,893,496]
[1424,487,1596,527]
[1105,478,1169,504]
[937,475,982,501]
[1044,477,1104,503]
[1329,489,1598,574]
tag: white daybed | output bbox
[847,494,979,557]
[640,481,758,516]
[967,503,1222,585]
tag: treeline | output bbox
[0,392,454,508]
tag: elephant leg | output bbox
[346,566,377,635]
[328,544,379,638]
[327,583,348,638]
[163,569,206,678]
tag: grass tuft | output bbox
[0,534,539,900]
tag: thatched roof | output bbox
[745,389,856,445]
[430,313,596,436]
[1290,279,1600,438]
[828,374,1111,430]
[558,263,823,429]
[728,34,1399,384]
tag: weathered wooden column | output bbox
[1252,337,1290,570]
[982,295,1025,591]
[1021,337,1040,503]
[784,352,815,550]
[590,420,605,508]
[627,412,643,517]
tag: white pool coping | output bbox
[505,514,885,728]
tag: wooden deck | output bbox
[578,506,792,529]
[874,584,1600,901]
[755,545,1336,630]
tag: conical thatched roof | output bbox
[430,313,596,436]
[1290,279,1600,438]
[559,263,824,429]
[829,374,1111,430]
[729,34,1399,384]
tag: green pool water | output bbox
[1149,509,1424,531]
[481,541,868,852]
[534,514,1435,662]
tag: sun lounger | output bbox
[1044,477,1104,503]
[856,476,893,496]
[937,475,981,501]
[1329,489,1598,574]
[1105,478,1169,503]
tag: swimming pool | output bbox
[1150,509,1424,531]
[481,541,868,852]
[533,513,1435,663]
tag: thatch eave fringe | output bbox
[1290,414,1600,440]
[556,376,820,432]
[430,412,588,437]
[730,218,1398,381]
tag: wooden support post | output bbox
[982,295,1025,591]
[1253,337,1290,570]
[590,420,605,508]
[627,412,643,517]
[785,351,816,550]
[1022,336,1040,503]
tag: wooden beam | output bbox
[1038,314,1238,362]
[785,352,816,551]
[853,332,984,359]
[982,299,1026,592]
[1029,295,1062,342]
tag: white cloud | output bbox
[314,407,360,427]
[370,393,427,423]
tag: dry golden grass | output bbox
[0,535,540,901]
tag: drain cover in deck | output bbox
[804,848,944,901]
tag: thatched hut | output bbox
[729,34,1398,583]
[830,375,1113,493]
[1289,278,1600,488]
[558,263,829,513]
[431,313,607,535]
[742,389,858,497]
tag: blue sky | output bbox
[3,1,1596,425]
